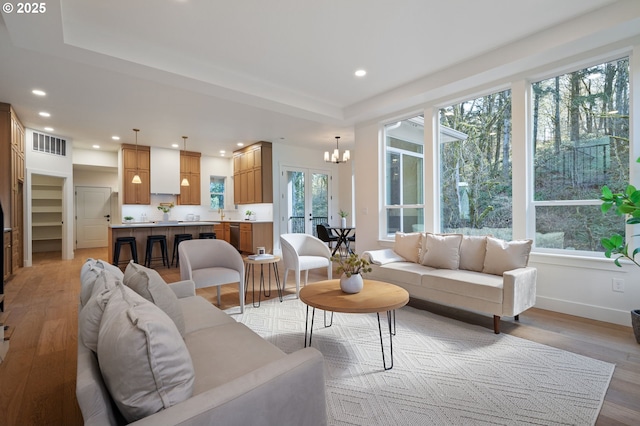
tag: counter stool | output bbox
[171,233,193,267]
[199,232,216,239]
[145,235,169,268]
[113,236,138,268]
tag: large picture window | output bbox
[440,90,513,239]
[532,58,629,252]
[209,176,225,210]
[383,116,424,236]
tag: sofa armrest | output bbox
[168,280,196,299]
[363,248,405,265]
[502,267,537,316]
[131,347,326,426]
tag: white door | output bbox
[280,167,331,235]
[76,186,111,248]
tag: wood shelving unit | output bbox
[31,175,63,253]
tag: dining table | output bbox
[328,226,355,256]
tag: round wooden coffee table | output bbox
[299,279,409,370]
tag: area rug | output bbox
[230,298,615,425]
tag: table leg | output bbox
[304,305,316,347]
[272,263,283,302]
[377,310,396,370]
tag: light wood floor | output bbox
[0,248,639,425]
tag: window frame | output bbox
[209,175,226,211]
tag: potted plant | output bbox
[245,210,255,221]
[123,216,134,224]
[600,156,640,343]
[157,202,174,222]
[338,209,349,228]
[331,253,372,294]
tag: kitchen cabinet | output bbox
[238,222,273,254]
[150,147,180,194]
[233,142,272,204]
[122,143,150,205]
[178,151,201,205]
[213,222,230,243]
[0,102,24,275]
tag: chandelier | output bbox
[324,136,350,164]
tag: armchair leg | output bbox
[493,315,500,334]
[217,287,221,306]
[514,315,519,321]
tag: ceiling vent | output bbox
[32,132,66,156]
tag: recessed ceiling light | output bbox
[92,145,100,149]
[355,69,367,77]
[32,89,46,96]
[39,111,50,117]
[112,136,120,141]
[220,150,226,154]
[171,143,179,148]
[236,142,244,147]
[44,127,54,131]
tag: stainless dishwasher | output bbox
[229,223,240,250]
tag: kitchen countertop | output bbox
[216,219,273,223]
[109,221,219,229]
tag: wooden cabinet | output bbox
[3,231,10,283]
[0,103,24,276]
[233,142,272,204]
[178,151,201,205]
[122,143,150,205]
[213,223,230,243]
[237,222,273,254]
[31,176,63,253]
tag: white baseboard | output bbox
[535,296,632,327]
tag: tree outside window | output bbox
[209,177,225,210]
[532,58,629,252]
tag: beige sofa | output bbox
[76,259,326,425]
[364,233,537,333]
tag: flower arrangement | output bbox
[157,202,174,213]
[331,253,372,277]
[338,209,349,218]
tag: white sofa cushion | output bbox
[369,262,433,287]
[459,235,488,272]
[79,270,120,352]
[80,258,124,307]
[420,233,462,269]
[421,269,504,303]
[394,232,422,263]
[124,261,186,336]
[483,237,533,276]
[98,282,194,423]
[178,296,236,334]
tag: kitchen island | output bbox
[108,221,218,265]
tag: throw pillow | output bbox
[459,235,488,272]
[78,270,119,352]
[80,259,125,307]
[97,282,195,423]
[482,237,533,276]
[420,233,463,269]
[393,232,422,263]
[123,261,186,336]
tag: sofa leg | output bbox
[514,314,519,322]
[493,315,500,334]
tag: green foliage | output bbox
[157,203,174,213]
[600,157,640,267]
[338,209,349,218]
[331,253,372,278]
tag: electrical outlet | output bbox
[612,278,625,293]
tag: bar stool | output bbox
[199,232,216,239]
[171,233,193,267]
[113,236,138,267]
[145,235,169,268]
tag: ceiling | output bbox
[0,0,635,158]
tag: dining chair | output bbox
[316,223,339,249]
[280,233,332,297]
[178,239,245,313]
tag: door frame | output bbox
[279,166,333,235]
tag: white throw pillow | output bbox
[459,235,488,272]
[97,282,195,423]
[78,270,120,352]
[420,233,463,270]
[483,237,533,276]
[394,232,422,263]
[123,261,186,336]
[80,259,125,307]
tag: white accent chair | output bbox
[280,233,332,297]
[178,239,245,313]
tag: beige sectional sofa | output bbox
[76,259,326,425]
[364,232,537,333]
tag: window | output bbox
[440,90,513,239]
[532,58,629,252]
[383,116,424,236]
[209,177,225,210]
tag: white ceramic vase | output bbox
[340,273,363,294]
[163,212,169,222]
[341,217,347,228]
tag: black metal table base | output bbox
[303,307,397,370]
[244,262,282,308]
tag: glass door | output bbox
[281,167,331,235]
